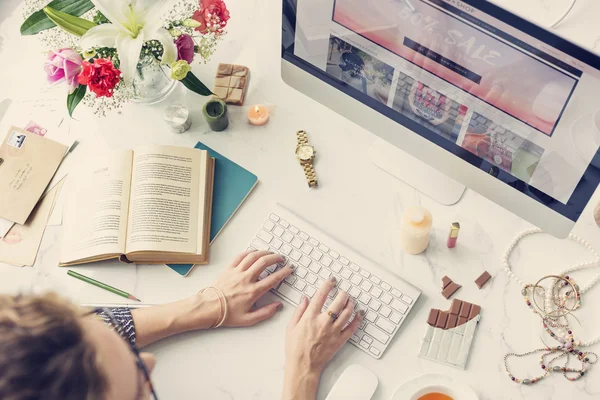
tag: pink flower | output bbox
[192,0,230,34]
[44,48,83,93]
[175,34,195,64]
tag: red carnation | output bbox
[192,0,230,34]
[77,58,121,98]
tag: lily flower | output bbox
[81,0,178,83]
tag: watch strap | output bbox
[303,162,318,188]
[297,130,308,145]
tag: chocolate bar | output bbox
[212,63,250,105]
[441,275,461,299]
[475,271,492,289]
[419,298,482,369]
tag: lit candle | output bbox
[248,105,269,126]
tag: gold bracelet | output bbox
[198,287,228,328]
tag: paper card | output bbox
[0,126,68,224]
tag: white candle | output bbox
[399,206,433,255]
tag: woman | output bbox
[0,250,364,400]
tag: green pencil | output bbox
[67,270,141,302]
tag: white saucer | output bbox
[390,373,478,400]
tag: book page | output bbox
[60,150,133,263]
[125,145,201,254]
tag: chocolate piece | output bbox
[427,309,440,326]
[446,314,458,329]
[475,271,492,289]
[469,304,481,319]
[449,298,462,315]
[442,282,461,299]
[442,276,452,289]
[459,302,471,318]
[435,311,449,328]
[458,316,467,325]
[213,63,250,105]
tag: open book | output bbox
[59,145,214,266]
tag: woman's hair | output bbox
[0,293,108,400]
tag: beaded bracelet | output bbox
[198,287,228,328]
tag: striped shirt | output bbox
[96,308,137,345]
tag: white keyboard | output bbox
[249,204,421,359]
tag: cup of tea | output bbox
[410,385,456,400]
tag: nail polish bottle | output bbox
[447,222,460,248]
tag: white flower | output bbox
[81,0,178,82]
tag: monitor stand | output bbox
[369,139,466,206]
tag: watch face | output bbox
[297,145,314,161]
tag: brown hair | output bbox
[0,293,108,400]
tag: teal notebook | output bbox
[167,142,258,276]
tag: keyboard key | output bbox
[328,287,338,298]
[380,306,391,318]
[402,294,414,305]
[390,312,402,324]
[284,275,296,285]
[364,324,389,344]
[392,289,403,298]
[369,347,381,357]
[309,237,319,247]
[350,335,360,343]
[266,264,277,273]
[296,267,308,278]
[294,280,307,291]
[301,243,313,255]
[349,263,360,271]
[319,269,331,279]
[280,219,290,228]
[311,250,323,261]
[321,256,333,267]
[280,244,292,255]
[290,250,302,261]
[365,311,378,323]
[369,300,381,311]
[263,220,275,231]
[305,286,316,297]
[360,269,370,278]
[329,250,340,259]
[381,282,392,291]
[306,273,317,284]
[350,275,362,286]
[359,293,372,305]
[269,214,280,222]
[340,257,350,266]
[272,226,284,237]
[289,225,300,234]
[271,238,283,249]
[339,280,351,292]
[319,243,329,252]
[349,287,361,298]
[381,293,392,305]
[300,256,311,268]
[340,268,352,279]
[251,239,269,251]
[359,340,370,349]
[370,287,382,298]
[360,281,373,292]
[330,262,342,273]
[282,232,293,243]
[277,283,302,304]
[359,318,367,330]
[370,276,381,285]
[376,318,395,334]
[363,335,373,344]
[309,262,321,274]
[391,299,409,314]
[259,270,269,280]
[291,238,303,249]
[299,232,309,240]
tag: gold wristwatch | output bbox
[295,130,318,188]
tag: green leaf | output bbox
[43,7,96,37]
[21,0,94,36]
[67,84,87,117]
[181,72,213,96]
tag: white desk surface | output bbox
[1,0,600,399]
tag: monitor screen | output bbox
[282,0,600,222]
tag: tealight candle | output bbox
[248,105,269,126]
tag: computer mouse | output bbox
[325,364,378,400]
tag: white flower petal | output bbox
[153,28,177,66]
[135,0,178,26]
[81,24,121,50]
[116,31,145,83]
[89,0,130,28]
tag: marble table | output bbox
[1,0,600,399]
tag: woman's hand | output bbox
[211,249,293,327]
[282,277,364,400]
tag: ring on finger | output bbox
[327,310,339,321]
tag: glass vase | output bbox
[131,55,177,104]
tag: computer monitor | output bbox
[281,0,600,238]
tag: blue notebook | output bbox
[167,142,258,276]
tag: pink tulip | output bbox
[44,48,83,93]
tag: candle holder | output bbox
[202,99,229,132]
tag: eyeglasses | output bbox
[84,308,160,400]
